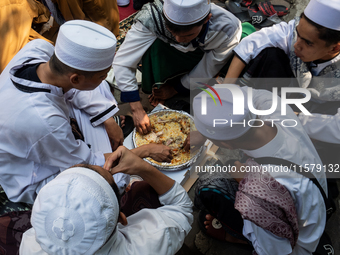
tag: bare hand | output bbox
[223,55,246,83]
[146,144,173,163]
[148,84,178,107]
[104,117,124,151]
[183,131,206,151]
[148,93,165,107]
[105,146,175,196]
[104,146,148,175]
[130,101,151,135]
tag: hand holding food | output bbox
[183,131,206,152]
[147,144,173,163]
[135,110,200,168]
[130,101,151,135]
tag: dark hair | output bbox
[163,12,210,34]
[301,13,340,46]
[49,53,98,78]
[110,180,122,209]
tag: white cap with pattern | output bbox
[55,20,117,71]
[304,0,340,31]
[193,84,256,141]
[163,0,211,26]
[31,167,119,255]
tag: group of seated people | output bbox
[0,0,339,254]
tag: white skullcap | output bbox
[31,167,119,255]
[55,20,117,71]
[163,0,211,26]
[193,84,256,141]
[304,0,340,31]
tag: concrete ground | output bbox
[113,0,340,254]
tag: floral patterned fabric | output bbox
[0,211,32,255]
[235,159,299,249]
[0,187,31,217]
[134,0,187,46]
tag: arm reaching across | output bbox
[299,110,340,144]
[104,146,174,195]
[223,55,246,82]
[132,144,173,163]
[183,131,206,151]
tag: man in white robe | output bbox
[225,0,340,106]
[192,84,328,254]
[0,20,172,204]
[19,146,193,255]
[113,0,242,134]
[223,0,340,180]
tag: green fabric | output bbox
[141,22,256,93]
[141,39,204,93]
[0,186,31,216]
[241,22,256,40]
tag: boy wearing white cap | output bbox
[113,0,243,135]
[193,85,328,254]
[19,146,193,255]
[223,0,340,146]
[0,20,172,204]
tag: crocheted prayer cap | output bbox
[163,0,211,25]
[55,20,117,71]
[31,167,119,254]
[304,0,340,31]
[193,84,256,141]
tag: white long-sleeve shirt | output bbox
[113,3,242,102]
[0,39,124,203]
[234,18,340,145]
[234,18,340,101]
[299,109,340,144]
[20,182,194,255]
[241,88,327,255]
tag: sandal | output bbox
[241,0,253,7]
[257,2,289,17]
[113,115,135,138]
[248,6,275,28]
[225,0,251,23]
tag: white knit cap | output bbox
[304,0,340,31]
[163,0,211,26]
[193,84,256,141]
[55,20,117,71]
[31,167,119,255]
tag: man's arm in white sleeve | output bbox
[180,22,242,90]
[28,120,106,168]
[156,182,194,255]
[113,21,157,103]
[299,109,340,144]
[233,19,296,65]
[66,82,119,127]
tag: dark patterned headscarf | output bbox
[235,159,299,249]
